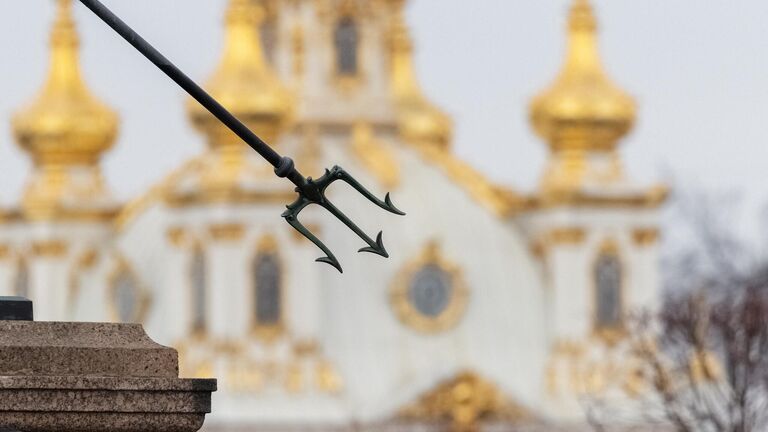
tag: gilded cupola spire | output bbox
[530,0,636,195]
[188,0,293,148]
[12,0,119,220]
[388,0,452,151]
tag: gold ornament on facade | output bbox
[0,244,10,261]
[632,227,661,246]
[315,360,343,393]
[527,183,669,210]
[351,122,400,188]
[176,336,343,395]
[529,0,636,196]
[547,338,647,398]
[417,145,526,217]
[166,226,193,248]
[208,223,247,242]
[387,0,453,151]
[390,242,469,334]
[285,362,304,393]
[291,25,306,79]
[31,239,69,258]
[399,371,531,431]
[13,0,119,221]
[188,0,294,148]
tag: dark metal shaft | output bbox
[77,0,306,188]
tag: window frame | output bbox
[390,242,469,334]
[591,240,626,342]
[108,257,150,324]
[250,235,286,342]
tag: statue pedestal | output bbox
[0,320,216,432]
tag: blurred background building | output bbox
[0,0,667,430]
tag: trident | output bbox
[77,0,405,273]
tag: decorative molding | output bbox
[167,227,191,248]
[0,244,11,260]
[632,227,660,246]
[398,371,531,430]
[291,24,305,79]
[175,336,343,395]
[351,122,400,188]
[208,223,246,242]
[114,159,202,232]
[526,184,669,212]
[390,242,469,334]
[284,362,303,393]
[546,227,586,245]
[530,228,586,257]
[166,188,297,209]
[415,145,526,218]
[315,360,342,393]
[547,338,649,398]
[31,240,69,258]
[76,248,100,269]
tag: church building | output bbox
[0,0,666,430]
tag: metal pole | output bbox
[75,0,406,272]
[77,0,306,188]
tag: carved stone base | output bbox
[0,321,216,432]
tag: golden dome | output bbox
[188,0,293,147]
[530,0,635,153]
[13,0,118,167]
[389,0,452,150]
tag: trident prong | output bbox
[77,0,406,272]
[282,166,406,272]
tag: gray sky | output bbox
[1,1,767,221]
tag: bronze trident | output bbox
[77,0,405,273]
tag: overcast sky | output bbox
[0,1,767,226]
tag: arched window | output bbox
[334,17,359,76]
[190,246,207,334]
[260,16,278,65]
[253,240,282,332]
[14,258,29,298]
[594,248,623,330]
[112,266,141,323]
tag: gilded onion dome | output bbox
[530,0,635,154]
[12,0,118,220]
[388,0,453,151]
[188,0,293,147]
[14,0,117,168]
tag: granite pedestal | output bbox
[0,319,216,432]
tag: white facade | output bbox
[0,0,665,430]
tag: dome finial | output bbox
[12,0,119,220]
[388,0,452,151]
[529,0,635,194]
[188,0,293,148]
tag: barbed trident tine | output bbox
[77,0,405,273]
